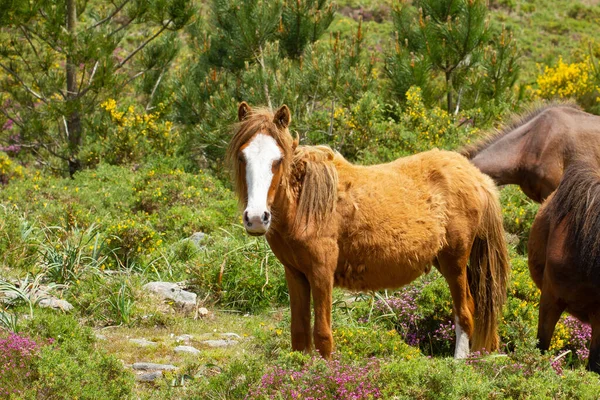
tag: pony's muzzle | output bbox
[243,209,271,235]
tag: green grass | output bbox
[1,0,600,397]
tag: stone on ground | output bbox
[221,332,241,339]
[188,232,206,249]
[202,339,238,348]
[142,281,197,312]
[174,345,201,355]
[175,334,193,343]
[38,297,74,311]
[133,362,177,371]
[136,371,163,382]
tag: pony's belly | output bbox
[333,257,431,292]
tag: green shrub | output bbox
[20,312,134,399]
[500,185,539,253]
[0,152,24,185]
[191,232,288,313]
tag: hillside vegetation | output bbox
[1,0,600,398]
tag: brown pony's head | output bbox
[227,102,296,236]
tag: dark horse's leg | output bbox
[588,314,600,373]
[284,266,312,352]
[536,280,566,351]
[437,250,475,359]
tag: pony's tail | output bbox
[468,182,510,352]
[551,161,600,282]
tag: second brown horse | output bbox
[528,161,600,373]
[461,103,600,203]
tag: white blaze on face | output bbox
[242,134,282,233]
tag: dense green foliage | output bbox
[2,0,600,398]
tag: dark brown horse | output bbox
[228,102,509,360]
[528,161,600,373]
[461,104,600,203]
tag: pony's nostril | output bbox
[243,211,251,226]
[262,211,271,224]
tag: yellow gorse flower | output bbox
[536,57,600,100]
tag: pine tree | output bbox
[0,0,193,175]
[278,0,335,60]
[207,0,282,73]
[387,0,517,114]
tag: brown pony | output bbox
[461,103,600,203]
[228,102,510,359]
[528,160,600,373]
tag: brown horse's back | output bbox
[464,104,600,202]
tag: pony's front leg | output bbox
[284,265,312,352]
[310,271,334,359]
[536,280,565,352]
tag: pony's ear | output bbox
[238,102,251,121]
[274,105,291,129]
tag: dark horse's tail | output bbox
[550,160,600,282]
[469,182,510,352]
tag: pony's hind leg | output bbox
[437,251,475,359]
[284,266,312,352]
[588,313,600,373]
[536,280,566,352]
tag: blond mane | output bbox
[291,146,339,235]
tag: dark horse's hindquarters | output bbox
[528,161,600,373]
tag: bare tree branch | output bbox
[19,25,41,61]
[0,62,47,102]
[115,21,171,70]
[77,61,100,99]
[88,0,131,29]
[0,108,24,130]
[22,25,64,55]
[109,17,134,37]
[145,71,164,111]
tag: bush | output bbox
[0,332,42,398]
[351,271,454,356]
[0,152,24,185]
[4,312,135,399]
[536,56,600,110]
[191,232,288,313]
[248,356,382,399]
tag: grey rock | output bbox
[130,338,157,347]
[136,371,163,382]
[197,307,209,317]
[142,282,197,311]
[188,232,206,248]
[175,334,193,343]
[220,332,241,340]
[133,362,177,371]
[95,333,107,341]
[202,339,238,348]
[38,297,74,311]
[1,291,20,304]
[506,232,520,247]
[174,345,201,355]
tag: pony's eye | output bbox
[238,154,245,163]
[273,159,282,168]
